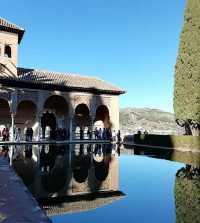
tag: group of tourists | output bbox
[94,128,121,142]
[0,125,122,143]
[55,128,69,140]
[14,127,33,142]
[0,127,34,142]
[77,127,121,142]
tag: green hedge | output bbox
[124,134,200,151]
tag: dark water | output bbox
[7,144,200,223]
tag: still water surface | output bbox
[9,144,200,223]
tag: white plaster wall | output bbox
[0,31,18,76]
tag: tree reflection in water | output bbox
[175,165,200,223]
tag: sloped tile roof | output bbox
[0,17,24,31]
[0,67,125,94]
[16,67,125,94]
[43,191,125,216]
[0,17,25,43]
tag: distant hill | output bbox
[119,107,184,136]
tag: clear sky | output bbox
[1,0,186,112]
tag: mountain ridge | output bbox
[119,107,183,136]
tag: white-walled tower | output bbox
[0,17,24,77]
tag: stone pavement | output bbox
[0,157,52,223]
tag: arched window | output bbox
[4,45,12,58]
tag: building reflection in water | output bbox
[12,143,124,215]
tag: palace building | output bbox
[0,17,125,141]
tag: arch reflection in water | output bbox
[12,144,37,186]
[12,143,122,201]
[72,144,91,183]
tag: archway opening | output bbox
[72,145,91,183]
[15,100,37,140]
[0,99,11,138]
[95,105,110,129]
[41,112,56,139]
[74,104,91,139]
[94,160,109,181]
[42,95,69,140]
[4,45,12,58]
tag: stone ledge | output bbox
[0,157,52,223]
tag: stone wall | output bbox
[0,87,120,140]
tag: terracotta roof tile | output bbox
[0,17,25,43]
[0,67,124,94]
[16,67,125,94]
[43,191,125,216]
[0,17,24,31]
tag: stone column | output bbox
[37,91,44,141]
[68,101,75,142]
[90,114,96,140]
[69,115,73,142]
[36,113,42,141]
[10,113,15,142]
[10,90,17,142]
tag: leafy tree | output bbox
[174,0,200,135]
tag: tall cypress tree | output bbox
[174,0,200,135]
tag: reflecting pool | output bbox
[5,144,200,223]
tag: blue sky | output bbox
[1,0,186,112]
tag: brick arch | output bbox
[0,98,11,128]
[16,100,37,111]
[75,103,90,116]
[17,97,38,109]
[94,105,111,129]
[74,103,91,129]
[15,100,38,135]
[73,95,91,110]
[0,96,10,107]
[43,94,69,115]
[95,96,111,111]
[0,92,11,104]
[95,103,111,113]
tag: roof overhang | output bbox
[0,25,25,44]
[0,77,125,95]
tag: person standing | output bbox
[5,128,9,141]
[80,127,84,140]
[25,127,29,141]
[102,128,106,140]
[87,128,91,140]
[112,130,116,142]
[117,130,121,143]
[2,128,7,141]
[15,128,21,142]
[29,127,33,141]
[94,127,98,140]
[98,128,102,140]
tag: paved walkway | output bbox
[0,157,51,223]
